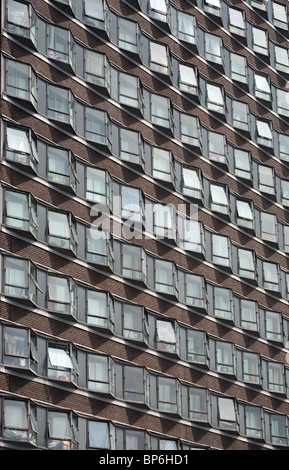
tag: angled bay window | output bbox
[239,404,263,439]
[152,147,175,186]
[254,73,271,102]
[4,124,38,171]
[215,396,238,430]
[213,286,233,321]
[154,375,178,414]
[186,329,207,365]
[182,166,203,200]
[47,411,78,450]
[228,7,246,37]
[118,17,140,55]
[240,298,259,332]
[121,185,145,225]
[47,84,76,130]
[47,343,78,383]
[211,234,231,268]
[116,363,148,404]
[260,212,278,244]
[276,89,289,117]
[206,83,225,115]
[237,248,256,280]
[83,0,109,35]
[87,354,112,393]
[47,274,76,317]
[86,166,112,208]
[274,45,289,73]
[84,49,110,93]
[265,413,287,446]
[258,164,275,195]
[230,52,248,85]
[215,340,235,375]
[85,107,111,149]
[3,255,41,304]
[121,303,147,343]
[233,148,251,180]
[149,40,172,78]
[6,0,37,46]
[262,261,280,292]
[119,128,144,168]
[180,113,201,150]
[86,289,114,329]
[47,145,77,192]
[3,399,38,445]
[5,58,37,109]
[232,100,250,133]
[179,64,199,96]
[156,319,177,354]
[236,199,254,230]
[210,183,229,216]
[239,350,261,385]
[4,325,38,372]
[47,209,78,254]
[272,2,288,30]
[86,228,113,268]
[263,360,285,394]
[121,243,147,283]
[188,387,209,422]
[264,310,282,342]
[185,273,206,309]
[150,93,174,133]
[208,131,227,165]
[153,203,176,241]
[118,72,144,114]
[171,8,197,45]
[205,32,223,67]
[256,119,273,148]
[154,258,178,297]
[47,24,75,71]
[4,188,38,237]
[88,421,110,450]
[178,219,205,255]
[252,26,268,56]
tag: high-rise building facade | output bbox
[1,0,289,451]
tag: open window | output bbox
[47,410,78,450]
[3,399,38,446]
[3,255,41,305]
[47,343,78,384]
[4,124,38,172]
[4,188,38,237]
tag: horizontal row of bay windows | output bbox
[8,0,288,80]
[2,251,289,351]
[4,54,289,161]
[0,394,209,450]
[1,329,289,448]
[2,315,289,400]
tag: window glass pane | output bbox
[88,354,109,392]
[240,299,258,331]
[47,25,69,61]
[85,50,105,85]
[4,400,27,429]
[205,33,222,63]
[230,53,247,83]
[118,17,138,52]
[89,421,110,448]
[189,388,208,421]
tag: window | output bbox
[186,329,207,365]
[212,234,230,267]
[85,107,111,149]
[272,2,288,30]
[153,203,176,241]
[242,405,263,439]
[241,351,260,385]
[252,26,268,56]
[265,310,282,342]
[156,319,176,354]
[206,83,225,114]
[230,53,248,84]
[119,128,144,167]
[283,225,289,252]
[232,100,250,132]
[47,274,76,317]
[233,148,251,180]
[208,131,227,164]
[217,397,237,430]
[86,166,112,207]
[86,228,113,268]
[118,72,143,113]
[154,259,178,297]
[6,59,37,109]
[178,219,205,255]
[266,361,285,393]
[189,387,208,421]
[88,354,111,393]
[258,164,275,195]
[256,119,273,148]
[4,325,37,372]
[47,24,75,70]
[4,124,38,171]
[204,0,221,17]
[210,183,229,215]
[281,179,289,206]
[47,146,77,192]
[121,303,147,343]
[182,167,203,199]
[213,286,233,320]
[86,289,113,329]
[47,84,75,128]
[276,89,289,117]
[150,93,173,132]
[171,9,196,45]
[180,113,201,149]
[4,188,38,237]
[47,210,78,254]
[3,256,40,304]
[260,212,278,243]
[3,399,38,445]
[254,73,271,101]
[118,17,140,54]
[275,45,289,73]
[47,411,78,450]
[185,273,206,309]
[88,421,110,449]
[148,0,168,23]
[47,344,77,383]
[179,64,198,96]
[205,33,223,66]
[262,262,280,292]
[122,244,147,283]
[157,376,178,413]
[238,248,256,280]
[236,199,254,229]
[6,0,37,45]
[149,41,171,77]
[215,341,235,375]
[152,147,175,185]
[83,0,108,33]
[265,413,287,446]
[122,365,147,404]
[84,49,110,92]
[240,298,259,331]
[228,7,246,36]
[121,185,144,226]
